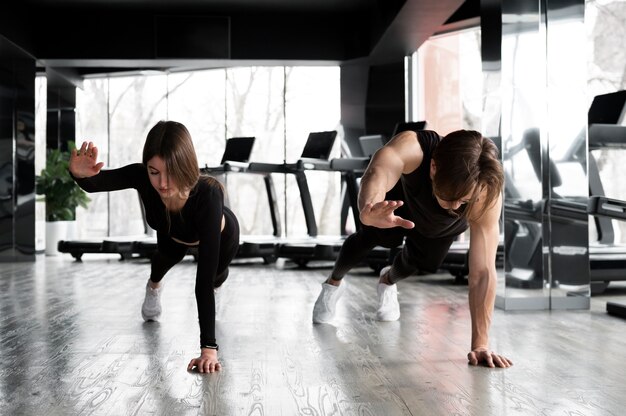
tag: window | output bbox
[411,27,483,134]
[75,66,340,239]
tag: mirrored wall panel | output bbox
[544,0,589,309]
[499,0,550,309]
[0,36,36,261]
[496,0,588,310]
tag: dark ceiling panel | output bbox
[2,0,470,76]
[20,0,371,12]
[368,0,465,64]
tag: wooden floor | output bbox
[1,254,626,416]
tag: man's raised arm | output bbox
[358,131,423,229]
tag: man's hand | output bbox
[69,141,104,178]
[467,349,513,368]
[360,200,415,229]
[187,348,221,373]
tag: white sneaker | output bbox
[376,266,400,321]
[141,281,163,322]
[312,281,346,324]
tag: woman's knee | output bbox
[214,268,229,288]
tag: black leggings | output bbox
[149,209,239,288]
[330,224,457,284]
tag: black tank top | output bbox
[398,130,469,239]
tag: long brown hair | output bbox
[143,120,200,194]
[431,130,503,220]
[142,121,225,230]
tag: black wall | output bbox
[365,61,405,139]
[46,85,75,152]
[0,34,36,261]
[0,5,372,63]
[340,61,370,156]
[340,59,405,156]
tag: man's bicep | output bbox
[368,146,406,181]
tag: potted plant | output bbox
[36,143,90,255]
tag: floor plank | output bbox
[1,255,626,415]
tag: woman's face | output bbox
[147,156,179,199]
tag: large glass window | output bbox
[35,74,47,251]
[586,0,626,243]
[409,27,482,244]
[75,66,340,239]
[412,28,483,135]
[109,75,168,236]
[75,78,109,239]
[225,67,286,236]
[168,70,227,166]
[285,67,341,236]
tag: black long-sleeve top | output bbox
[72,163,234,347]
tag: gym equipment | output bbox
[58,136,257,262]
[245,131,343,266]
[503,90,626,293]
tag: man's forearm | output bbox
[357,167,390,212]
[468,268,497,351]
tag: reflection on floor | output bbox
[1,255,625,415]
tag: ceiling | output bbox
[20,0,371,11]
[2,0,478,80]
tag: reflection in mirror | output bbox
[498,0,549,310]
[544,0,589,309]
[496,0,589,310]
[502,128,549,308]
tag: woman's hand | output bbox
[69,141,104,178]
[360,200,415,229]
[187,348,221,373]
[467,349,513,368]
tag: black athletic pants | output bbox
[149,208,240,288]
[330,224,457,284]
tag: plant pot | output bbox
[45,221,76,256]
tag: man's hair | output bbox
[431,130,503,220]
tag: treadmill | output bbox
[204,136,256,176]
[503,91,626,293]
[586,92,626,293]
[503,129,559,288]
[129,136,280,264]
[588,196,626,318]
[57,192,156,261]
[133,136,263,261]
[58,136,259,262]
[246,131,340,266]
[203,136,281,264]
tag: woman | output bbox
[69,120,239,373]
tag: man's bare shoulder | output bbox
[382,131,423,173]
[468,188,502,227]
[387,130,419,147]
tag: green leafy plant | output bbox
[36,143,90,221]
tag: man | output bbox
[312,129,512,368]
